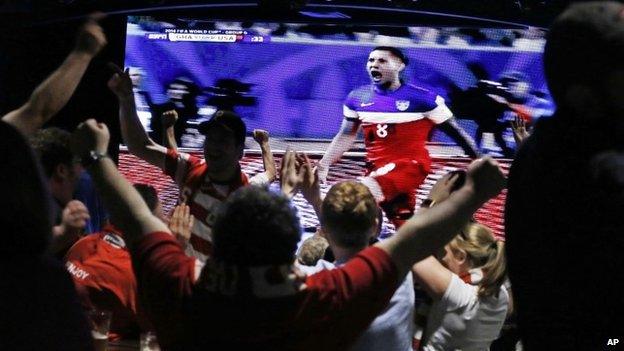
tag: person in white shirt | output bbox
[413,173,509,351]
[298,180,415,351]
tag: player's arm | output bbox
[437,118,480,158]
[427,95,480,158]
[108,64,167,170]
[161,110,179,150]
[375,157,505,278]
[2,14,106,137]
[253,129,277,183]
[71,119,169,245]
[318,118,361,182]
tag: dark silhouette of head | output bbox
[0,121,52,257]
[212,186,301,266]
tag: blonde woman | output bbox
[413,173,509,351]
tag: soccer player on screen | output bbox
[318,46,479,228]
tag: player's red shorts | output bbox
[366,159,429,227]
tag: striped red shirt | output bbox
[164,149,266,262]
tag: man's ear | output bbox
[54,163,70,181]
[397,62,406,74]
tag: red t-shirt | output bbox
[64,225,149,340]
[132,232,399,350]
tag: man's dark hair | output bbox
[0,121,51,256]
[544,1,624,106]
[30,127,73,178]
[212,186,301,265]
[133,184,159,213]
[372,46,409,65]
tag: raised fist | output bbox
[60,200,90,234]
[161,110,179,129]
[107,64,133,98]
[466,157,506,201]
[428,171,462,204]
[253,129,270,145]
[74,13,107,56]
[71,119,110,157]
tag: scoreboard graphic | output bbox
[147,29,269,43]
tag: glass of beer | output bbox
[86,309,112,351]
[140,331,160,351]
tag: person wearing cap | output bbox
[108,65,277,263]
[506,2,624,349]
[69,118,506,350]
[318,46,479,230]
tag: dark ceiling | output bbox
[0,0,596,139]
[0,0,588,28]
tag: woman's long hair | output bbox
[449,223,506,298]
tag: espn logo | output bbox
[146,33,167,40]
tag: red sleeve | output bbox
[304,246,399,348]
[164,148,205,189]
[131,232,196,349]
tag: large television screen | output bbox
[124,16,554,156]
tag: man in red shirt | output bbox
[64,184,177,340]
[108,66,276,262]
[71,119,504,350]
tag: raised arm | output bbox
[317,118,360,182]
[437,118,480,158]
[107,64,167,169]
[410,172,464,299]
[2,14,107,137]
[280,150,305,199]
[253,129,277,183]
[511,115,530,146]
[161,110,179,150]
[299,154,323,219]
[375,157,505,278]
[71,119,169,246]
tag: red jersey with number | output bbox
[343,84,452,171]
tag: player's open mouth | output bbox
[370,70,382,81]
